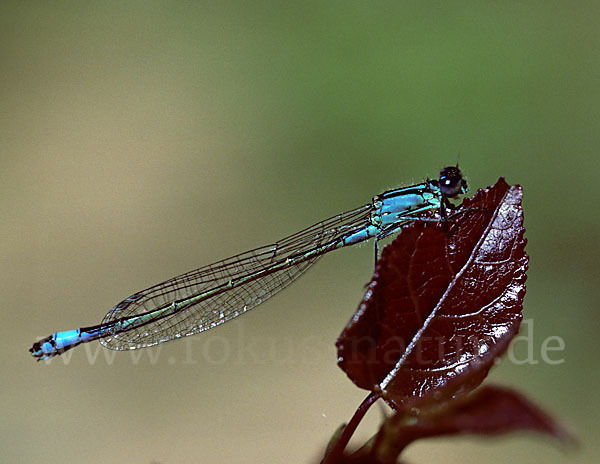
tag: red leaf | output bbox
[336,179,528,408]
[373,385,577,459]
[324,385,575,464]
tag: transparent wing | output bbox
[100,203,373,350]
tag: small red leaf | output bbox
[336,179,528,408]
[323,385,574,464]
[374,385,576,459]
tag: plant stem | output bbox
[325,390,381,461]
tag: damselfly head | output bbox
[438,166,468,198]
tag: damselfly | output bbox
[30,166,468,361]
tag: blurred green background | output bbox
[2,1,598,463]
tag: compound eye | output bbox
[439,166,467,197]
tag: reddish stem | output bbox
[325,391,381,461]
